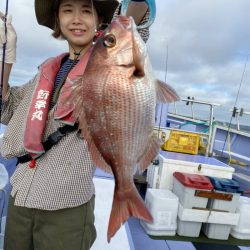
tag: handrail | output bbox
[181,98,221,107]
[172,98,221,156]
[229,108,250,131]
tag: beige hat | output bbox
[35,0,119,30]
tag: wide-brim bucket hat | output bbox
[35,0,119,30]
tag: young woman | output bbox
[0,0,150,249]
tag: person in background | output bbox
[0,0,150,249]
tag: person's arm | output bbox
[0,13,34,125]
[126,0,148,25]
[113,1,150,42]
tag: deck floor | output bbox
[1,159,250,249]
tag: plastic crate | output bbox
[162,130,200,155]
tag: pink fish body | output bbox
[72,16,179,242]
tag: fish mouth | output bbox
[117,16,130,26]
[113,16,133,30]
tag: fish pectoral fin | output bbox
[137,135,161,173]
[107,186,152,242]
[77,112,113,174]
[156,79,180,103]
[83,133,113,174]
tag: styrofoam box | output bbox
[206,191,241,213]
[147,152,234,190]
[177,218,202,237]
[178,204,209,222]
[140,220,177,236]
[231,196,250,239]
[202,212,239,240]
[140,188,179,236]
[177,204,209,237]
[178,204,240,238]
[172,176,210,209]
[147,164,160,189]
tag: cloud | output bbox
[147,0,250,112]
[8,0,67,84]
[3,0,250,123]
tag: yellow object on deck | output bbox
[162,130,200,155]
[228,158,248,167]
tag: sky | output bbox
[3,0,250,125]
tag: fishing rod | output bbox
[0,0,9,235]
[0,0,9,131]
[220,54,249,159]
[121,0,156,29]
[157,40,168,138]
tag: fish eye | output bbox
[103,34,116,48]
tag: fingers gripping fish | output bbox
[71,16,179,242]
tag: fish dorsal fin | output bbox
[137,135,161,173]
[71,78,113,174]
[156,80,180,103]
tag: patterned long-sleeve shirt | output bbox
[1,3,150,210]
[1,72,95,210]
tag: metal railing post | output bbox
[206,104,214,156]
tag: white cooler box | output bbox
[172,172,213,209]
[140,188,179,236]
[231,196,250,239]
[202,212,239,240]
[177,204,209,237]
[202,177,242,240]
[178,204,239,238]
[172,172,213,237]
[206,177,243,213]
[147,151,234,190]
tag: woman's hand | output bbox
[126,1,148,26]
[0,12,17,64]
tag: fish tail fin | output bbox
[107,186,153,242]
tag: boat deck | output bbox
[1,157,250,249]
[214,156,250,196]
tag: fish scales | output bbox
[84,70,155,168]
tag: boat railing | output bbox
[229,107,250,131]
[171,98,221,157]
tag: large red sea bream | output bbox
[71,16,179,241]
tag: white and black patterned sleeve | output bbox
[1,77,36,125]
[113,1,150,43]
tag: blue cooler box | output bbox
[202,177,243,240]
[206,177,243,212]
